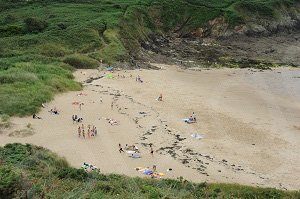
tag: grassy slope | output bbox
[1,143,299,198]
[0,0,142,116]
[0,0,298,116]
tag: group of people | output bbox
[77,124,98,138]
[81,162,98,171]
[118,143,139,152]
[185,112,197,123]
[118,143,154,157]
[72,115,83,123]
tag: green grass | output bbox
[0,0,298,116]
[0,57,81,116]
[1,143,299,198]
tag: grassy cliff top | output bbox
[1,143,299,198]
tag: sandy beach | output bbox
[1,64,300,190]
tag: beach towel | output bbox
[183,118,195,124]
[191,133,203,140]
[143,170,153,175]
[131,153,141,158]
[106,67,113,71]
[106,74,113,79]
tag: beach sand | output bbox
[1,64,300,190]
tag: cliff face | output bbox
[147,1,300,38]
[196,4,300,38]
[121,0,300,68]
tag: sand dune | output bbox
[1,64,300,190]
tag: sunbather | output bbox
[33,113,42,119]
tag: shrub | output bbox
[39,43,68,57]
[24,17,48,33]
[63,54,99,69]
[0,25,24,37]
[56,167,88,181]
[0,143,33,164]
[3,14,16,24]
[0,165,22,198]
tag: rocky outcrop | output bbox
[186,5,300,38]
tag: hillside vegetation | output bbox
[0,0,299,116]
[0,143,299,198]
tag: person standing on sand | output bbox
[157,93,163,101]
[119,144,124,153]
[79,103,84,110]
[78,126,81,137]
[94,127,97,136]
[100,97,103,103]
[82,129,85,139]
[192,112,196,121]
[150,147,154,156]
[111,102,113,110]
[87,127,91,138]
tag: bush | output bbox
[0,25,24,37]
[39,43,68,57]
[0,143,33,164]
[56,167,88,181]
[63,54,99,69]
[24,17,48,33]
[0,165,22,198]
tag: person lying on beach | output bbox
[77,92,87,96]
[136,75,143,83]
[76,118,83,123]
[32,113,42,119]
[49,107,59,115]
[184,116,196,123]
[106,118,119,126]
[185,116,196,124]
